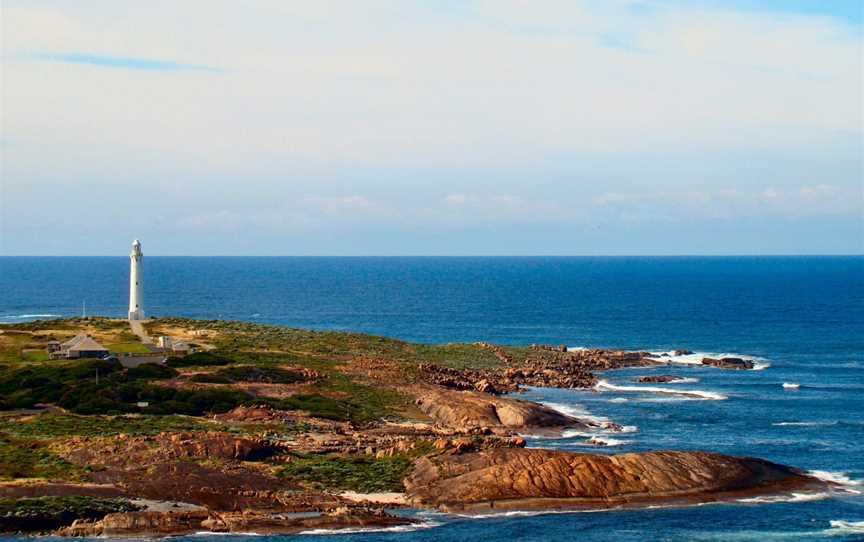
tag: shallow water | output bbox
[0,256,862,541]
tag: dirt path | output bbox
[129,320,154,345]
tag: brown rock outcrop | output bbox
[405,449,824,512]
[58,509,413,537]
[702,357,755,370]
[156,432,272,461]
[59,511,209,537]
[411,386,591,433]
[417,347,668,396]
[202,509,413,535]
[636,375,684,383]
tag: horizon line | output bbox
[1,254,862,258]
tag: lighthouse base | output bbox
[129,309,145,321]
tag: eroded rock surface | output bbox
[58,509,413,537]
[411,386,593,433]
[405,449,823,511]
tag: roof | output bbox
[68,336,108,352]
[61,334,88,349]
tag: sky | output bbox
[1,0,862,255]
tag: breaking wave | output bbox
[826,520,864,534]
[649,350,770,370]
[736,492,830,504]
[772,421,837,427]
[594,380,727,401]
[540,401,616,428]
[808,470,863,493]
[299,520,442,535]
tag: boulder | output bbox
[411,386,590,433]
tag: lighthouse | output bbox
[128,239,145,321]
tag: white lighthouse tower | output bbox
[128,239,145,321]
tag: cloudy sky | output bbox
[1,0,862,255]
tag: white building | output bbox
[129,239,145,320]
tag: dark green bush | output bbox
[190,365,307,384]
[0,496,139,532]
[278,453,412,492]
[125,363,178,381]
[165,352,232,368]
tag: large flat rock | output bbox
[405,448,825,511]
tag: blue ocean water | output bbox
[1,256,862,541]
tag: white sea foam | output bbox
[782,383,800,389]
[545,431,630,447]
[453,507,618,519]
[737,492,830,504]
[772,421,836,427]
[583,435,629,447]
[192,532,263,536]
[594,380,727,401]
[809,470,864,492]
[540,401,612,427]
[827,520,864,534]
[299,520,441,535]
[649,350,770,370]
[607,397,629,404]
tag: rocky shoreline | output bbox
[0,318,807,538]
[416,345,759,395]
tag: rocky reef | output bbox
[702,357,755,370]
[636,375,684,383]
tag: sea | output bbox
[0,256,862,541]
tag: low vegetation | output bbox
[0,413,210,438]
[0,434,80,481]
[278,453,414,493]
[105,342,152,354]
[0,496,139,533]
[189,365,308,384]
[165,351,232,368]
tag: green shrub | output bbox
[190,366,307,384]
[166,352,232,368]
[189,373,232,384]
[0,496,138,532]
[278,453,413,492]
[0,435,80,481]
[125,363,178,381]
[0,413,209,438]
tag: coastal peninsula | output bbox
[0,318,828,536]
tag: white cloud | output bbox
[1,0,860,178]
[1,1,860,254]
[592,185,863,223]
